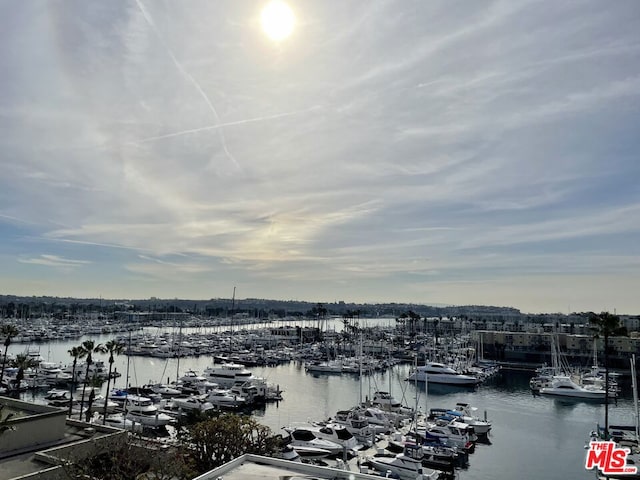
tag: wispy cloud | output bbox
[18,254,91,268]
[1,0,640,312]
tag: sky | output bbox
[1,0,639,314]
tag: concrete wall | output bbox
[0,397,67,456]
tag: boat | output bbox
[275,444,302,462]
[293,423,363,451]
[539,375,610,401]
[429,407,492,435]
[305,360,343,374]
[365,444,444,479]
[45,388,71,401]
[202,363,253,388]
[417,422,476,452]
[37,362,73,385]
[288,444,332,460]
[372,391,414,415]
[145,383,182,398]
[90,395,119,414]
[386,432,461,470]
[167,394,215,413]
[178,370,219,392]
[125,386,163,403]
[283,427,346,456]
[98,413,144,432]
[205,389,246,408]
[331,410,380,444]
[123,395,173,427]
[407,362,480,386]
[350,406,397,431]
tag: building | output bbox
[192,453,401,480]
[0,396,126,480]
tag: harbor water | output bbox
[6,333,637,480]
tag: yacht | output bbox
[206,389,247,408]
[365,444,444,479]
[305,360,343,374]
[538,375,611,400]
[202,363,253,388]
[407,362,480,386]
[286,423,362,451]
[167,394,215,413]
[372,391,414,415]
[429,407,492,435]
[98,413,143,432]
[283,428,345,456]
[37,362,73,386]
[124,395,173,427]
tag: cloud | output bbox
[18,254,91,268]
[1,0,640,312]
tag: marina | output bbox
[1,323,638,480]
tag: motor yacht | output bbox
[407,362,480,386]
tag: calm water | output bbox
[8,334,637,480]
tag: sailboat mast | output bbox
[176,318,183,382]
[632,354,638,439]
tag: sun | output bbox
[261,1,295,42]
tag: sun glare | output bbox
[261,1,295,42]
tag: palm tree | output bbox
[0,324,19,385]
[589,311,627,440]
[11,353,37,391]
[77,340,106,421]
[67,346,83,417]
[101,339,124,424]
[84,374,105,422]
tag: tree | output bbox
[179,413,280,473]
[101,339,124,424]
[77,340,106,421]
[589,311,627,440]
[62,438,195,480]
[84,374,105,422]
[11,353,37,391]
[0,324,19,385]
[67,346,83,417]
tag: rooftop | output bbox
[0,396,126,480]
[192,454,388,480]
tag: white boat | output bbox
[168,395,215,412]
[98,413,144,432]
[146,383,181,397]
[372,391,414,416]
[206,389,246,408]
[202,363,253,388]
[429,406,491,436]
[351,406,397,431]
[276,445,302,462]
[37,362,73,385]
[451,403,492,435]
[284,428,345,455]
[418,422,475,450]
[45,388,71,401]
[331,410,379,443]
[407,362,480,386]
[178,370,220,392]
[285,423,362,452]
[366,444,443,479]
[86,395,119,414]
[125,408,173,428]
[289,445,332,460]
[305,360,343,374]
[539,375,609,400]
